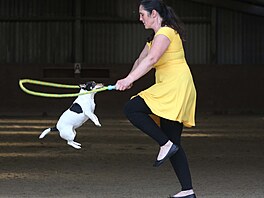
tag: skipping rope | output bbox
[19,79,116,98]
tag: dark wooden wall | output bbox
[0,0,263,116]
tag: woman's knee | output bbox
[123,96,148,117]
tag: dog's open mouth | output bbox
[94,83,104,89]
[79,81,104,90]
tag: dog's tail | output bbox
[39,127,58,139]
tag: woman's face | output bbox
[139,5,153,29]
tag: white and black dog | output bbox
[39,81,103,149]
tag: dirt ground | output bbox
[0,114,263,198]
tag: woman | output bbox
[115,0,197,197]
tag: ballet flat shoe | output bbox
[168,194,196,198]
[153,144,179,167]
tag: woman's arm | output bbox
[116,34,170,91]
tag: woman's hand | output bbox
[115,76,133,91]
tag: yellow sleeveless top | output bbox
[137,27,196,127]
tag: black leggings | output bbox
[123,96,193,190]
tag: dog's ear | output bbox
[79,84,86,89]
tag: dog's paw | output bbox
[96,123,102,127]
[67,141,82,149]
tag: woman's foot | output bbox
[168,189,196,198]
[153,140,179,167]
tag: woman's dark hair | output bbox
[139,0,186,42]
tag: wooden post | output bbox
[74,0,82,78]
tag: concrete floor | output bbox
[0,114,263,198]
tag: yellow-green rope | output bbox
[19,79,115,98]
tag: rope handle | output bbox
[19,79,116,98]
